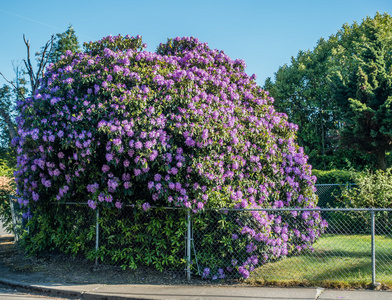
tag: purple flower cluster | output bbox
[14,35,326,279]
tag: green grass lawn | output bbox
[248,234,392,289]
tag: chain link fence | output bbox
[16,202,392,287]
[314,183,355,207]
[1,195,23,240]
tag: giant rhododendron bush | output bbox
[14,35,327,279]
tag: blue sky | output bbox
[0,0,391,88]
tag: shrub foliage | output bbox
[14,35,327,279]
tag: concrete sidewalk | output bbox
[0,276,391,300]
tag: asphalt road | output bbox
[0,284,77,300]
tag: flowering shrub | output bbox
[14,35,327,279]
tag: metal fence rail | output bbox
[10,200,392,287]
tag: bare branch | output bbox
[22,34,54,93]
[36,35,54,83]
[0,71,18,90]
[11,61,26,101]
[23,34,37,93]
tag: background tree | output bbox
[329,14,392,170]
[264,12,392,170]
[263,40,346,169]
[44,25,80,64]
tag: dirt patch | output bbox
[0,237,242,286]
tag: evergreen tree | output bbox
[265,12,392,170]
[333,20,392,170]
[43,25,80,64]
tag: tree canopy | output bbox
[264,12,392,170]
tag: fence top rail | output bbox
[57,202,392,212]
[213,208,392,212]
[315,183,355,186]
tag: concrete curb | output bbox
[1,276,392,300]
[0,277,160,300]
[0,277,83,299]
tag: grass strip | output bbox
[248,234,392,289]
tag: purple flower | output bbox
[154,174,162,181]
[105,195,113,202]
[197,202,204,209]
[185,137,195,147]
[238,266,249,279]
[32,192,39,201]
[106,153,113,161]
[87,183,99,193]
[113,138,122,146]
[88,200,97,209]
[108,179,119,190]
[202,268,210,279]
[135,141,143,149]
[142,202,151,211]
[98,193,105,202]
[42,179,51,188]
[201,129,208,140]
[102,165,110,173]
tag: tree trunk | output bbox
[376,150,387,171]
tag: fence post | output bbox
[186,209,191,281]
[371,209,376,287]
[9,195,18,242]
[95,207,99,266]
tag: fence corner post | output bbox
[9,195,19,242]
[186,209,191,281]
[371,209,376,287]
[95,207,99,267]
